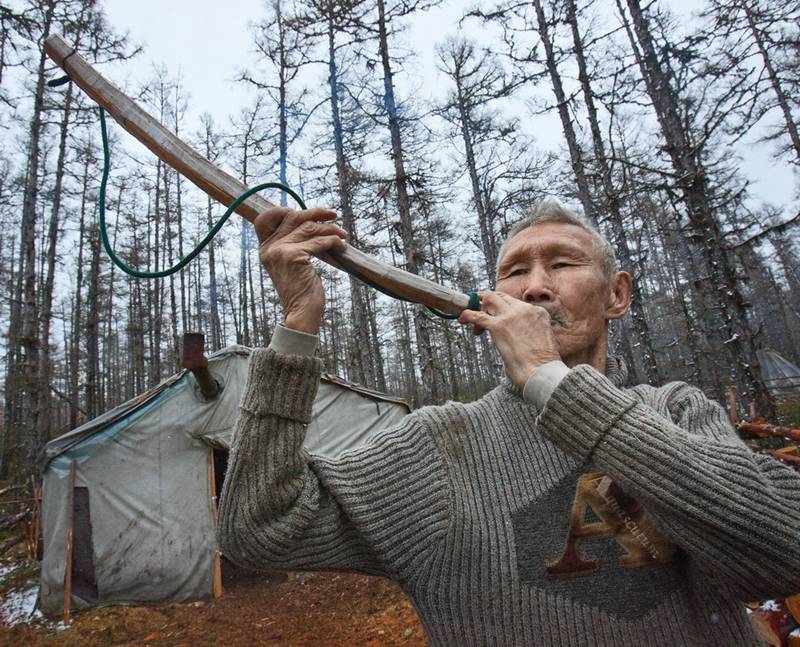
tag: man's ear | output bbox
[605,271,632,320]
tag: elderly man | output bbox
[218,201,800,646]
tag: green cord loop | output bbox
[99,108,307,279]
[97,106,479,318]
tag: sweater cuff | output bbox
[268,324,319,356]
[536,364,638,463]
[239,348,322,422]
[522,360,571,409]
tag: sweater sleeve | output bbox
[535,364,800,601]
[217,348,450,579]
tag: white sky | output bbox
[93,0,797,210]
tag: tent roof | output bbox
[757,348,800,393]
[41,345,408,470]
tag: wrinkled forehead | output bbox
[498,222,600,267]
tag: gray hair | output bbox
[496,200,618,280]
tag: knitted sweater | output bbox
[217,348,800,646]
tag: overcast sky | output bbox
[97,0,797,210]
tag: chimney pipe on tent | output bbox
[181,333,220,400]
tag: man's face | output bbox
[495,222,628,362]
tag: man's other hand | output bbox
[458,291,561,389]
[254,207,347,335]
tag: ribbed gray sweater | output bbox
[218,348,800,646]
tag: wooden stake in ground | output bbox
[43,34,473,318]
[63,459,76,625]
[728,387,738,425]
[27,475,42,561]
[209,451,223,599]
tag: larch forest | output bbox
[1,0,799,488]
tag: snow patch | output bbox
[759,599,781,612]
[0,585,41,626]
[0,564,16,582]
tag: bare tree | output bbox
[619,0,774,414]
[436,37,522,280]
[700,0,800,165]
[564,0,661,384]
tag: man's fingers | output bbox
[253,207,294,242]
[254,207,339,243]
[276,208,337,237]
[459,309,492,328]
[284,221,348,244]
[477,290,509,314]
[458,309,489,336]
[299,234,348,257]
[492,291,516,303]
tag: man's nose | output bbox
[522,267,555,304]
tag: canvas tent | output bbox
[38,345,409,614]
[757,349,800,394]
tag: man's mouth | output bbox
[543,309,565,327]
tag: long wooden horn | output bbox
[43,34,472,317]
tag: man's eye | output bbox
[509,268,528,276]
[553,262,572,269]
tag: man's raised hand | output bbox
[253,207,347,335]
[458,291,561,389]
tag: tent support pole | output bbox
[63,460,76,625]
[209,451,223,599]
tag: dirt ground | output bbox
[3,559,799,646]
[1,570,428,647]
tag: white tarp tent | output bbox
[39,345,409,614]
[757,348,800,394]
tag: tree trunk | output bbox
[740,2,800,163]
[452,69,497,278]
[2,0,55,482]
[377,0,437,404]
[326,6,378,388]
[623,0,773,415]
[532,0,597,225]
[85,219,102,419]
[33,75,75,473]
[163,165,180,368]
[565,0,660,385]
[149,159,164,387]
[201,121,223,350]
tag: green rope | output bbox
[97,107,480,317]
[99,108,306,278]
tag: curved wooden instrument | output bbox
[44,34,472,317]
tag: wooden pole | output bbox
[738,421,800,443]
[27,475,42,562]
[182,333,220,400]
[209,451,223,599]
[63,460,76,625]
[728,386,738,425]
[43,34,473,317]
